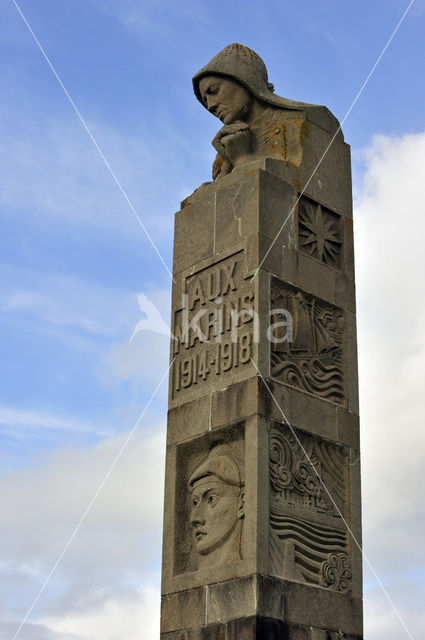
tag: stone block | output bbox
[199,622,226,640]
[334,272,356,313]
[256,268,271,375]
[210,377,258,429]
[259,380,339,443]
[255,419,273,574]
[302,125,352,218]
[206,576,257,624]
[336,409,360,449]
[348,450,363,598]
[225,617,257,640]
[344,216,355,279]
[295,253,335,304]
[345,311,359,415]
[161,631,191,640]
[246,233,283,279]
[256,575,286,620]
[162,445,178,588]
[284,582,339,630]
[167,396,211,445]
[215,175,258,253]
[339,595,363,637]
[173,194,215,273]
[281,246,298,286]
[161,587,206,633]
[258,171,298,248]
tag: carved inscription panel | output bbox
[171,249,254,402]
[269,425,352,593]
[270,278,346,406]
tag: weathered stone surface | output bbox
[161,587,206,633]
[160,615,363,640]
[173,194,215,273]
[210,377,258,429]
[206,576,257,624]
[162,42,362,639]
[167,395,211,445]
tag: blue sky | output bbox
[1,1,425,638]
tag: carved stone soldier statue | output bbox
[193,43,341,179]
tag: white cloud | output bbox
[364,583,425,640]
[40,585,159,640]
[355,131,425,637]
[0,425,165,629]
[0,406,110,439]
[0,620,79,640]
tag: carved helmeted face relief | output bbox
[198,75,252,124]
[190,477,244,556]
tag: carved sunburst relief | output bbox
[298,197,342,267]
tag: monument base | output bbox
[162,618,362,640]
[161,573,363,639]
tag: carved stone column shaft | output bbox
[161,44,362,640]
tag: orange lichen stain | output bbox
[263,214,281,239]
[293,177,302,192]
[345,217,353,239]
[299,120,311,144]
[180,196,192,210]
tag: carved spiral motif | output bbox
[269,432,292,491]
[293,461,321,496]
[320,552,352,593]
[270,432,320,497]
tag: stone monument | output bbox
[161,43,362,639]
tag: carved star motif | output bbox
[299,199,341,266]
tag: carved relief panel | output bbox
[269,424,352,593]
[171,248,255,404]
[173,427,245,577]
[270,278,346,406]
[298,195,342,269]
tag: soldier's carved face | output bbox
[190,478,244,555]
[198,75,251,124]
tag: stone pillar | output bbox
[160,76,362,640]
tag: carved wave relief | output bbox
[270,357,344,404]
[270,513,351,592]
[269,426,352,592]
[270,279,346,406]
